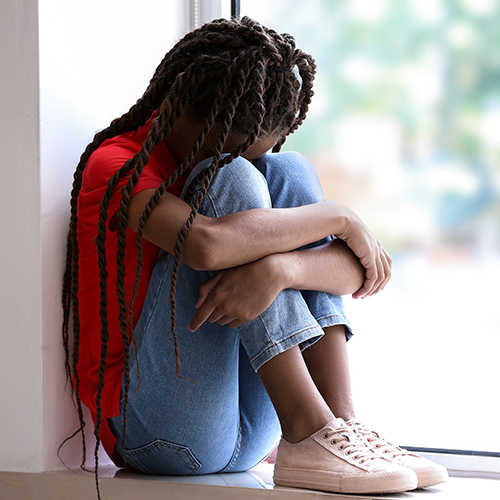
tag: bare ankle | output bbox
[257,346,340,442]
[281,410,334,443]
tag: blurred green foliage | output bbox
[244,0,500,166]
[242,0,500,254]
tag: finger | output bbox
[216,315,235,326]
[362,249,392,297]
[189,301,217,332]
[384,249,393,270]
[368,262,386,296]
[353,259,377,299]
[378,251,392,292]
[207,308,226,324]
[227,319,245,329]
[371,249,392,295]
[195,272,225,309]
[366,252,386,297]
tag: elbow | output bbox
[182,248,219,272]
[180,223,222,271]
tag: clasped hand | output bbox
[335,207,392,299]
[189,256,284,332]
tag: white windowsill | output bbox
[2,463,500,500]
[416,451,500,481]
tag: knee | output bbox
[255,151,309,175]
[273,150,310,167]
[253,151,325,207]
[187,156,272,216]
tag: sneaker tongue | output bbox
[326,417,348,430]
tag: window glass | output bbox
[242,0,500,453]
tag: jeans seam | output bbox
[256,314,278,350]
[315,313,345,322]
[219,423,243,473]
[124,453,155,474]
[202,190,219,217]
[138,257,170,338]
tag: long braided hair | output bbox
[61,16,315,496]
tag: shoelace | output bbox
[322,426,376,464]
[348,422,410,459]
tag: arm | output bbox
[275,237,391,299]
[189,239,390,331]
[129,189,383,281]
[278,239,366,296]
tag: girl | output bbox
[62,16,447,497]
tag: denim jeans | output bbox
[108,151,351,475]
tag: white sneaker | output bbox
[273,418,418,494]
[347,420,449,488]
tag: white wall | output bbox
[39,0,188,472]
[0,0,43,474]
[0,0,200,473]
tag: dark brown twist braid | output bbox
[167,51,267,378]
[61,16,316,499]
[91,71,207,483]
[111,64,213,460]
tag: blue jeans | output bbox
[108,152,351,475]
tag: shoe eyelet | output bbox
[323,434,329,439]
[330,440,337,445]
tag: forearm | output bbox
[130,189,389,297]
[187,201,353,270]
[270,239,365,297]
[131,189,353,270]
[189,239,365,331]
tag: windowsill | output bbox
[2,463,500,500]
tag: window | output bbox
[240,0,500,470]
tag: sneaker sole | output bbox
[416,468,449,489]
[274,466,418,494]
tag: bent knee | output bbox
[253,151,325,206]
[196,156,273,216]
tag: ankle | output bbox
[280,410,334,443]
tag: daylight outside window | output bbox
[236,0,500,466]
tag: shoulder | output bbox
[82,133,142,192]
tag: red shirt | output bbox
[76,113,185,463]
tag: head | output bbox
[147,16,316,159]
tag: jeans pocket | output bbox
[123,439,202,475]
